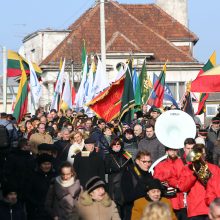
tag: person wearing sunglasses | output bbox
[121,150,153,220]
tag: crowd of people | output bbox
[0,105,220,220]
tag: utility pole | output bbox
[2,46,7,112]
[100,0,106,74]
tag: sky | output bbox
[0,0,220,65]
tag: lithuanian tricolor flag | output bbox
[12,59,28,122]
[7,50,42,77]
[191,52,216,115]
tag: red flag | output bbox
[87,76,125,122]
[192,52,216,115]
[191,52,218,93]
[72,85,76,105]
[147,63,166,108]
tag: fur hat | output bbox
[84,137,96,145]
[85,176,105,193]
[146,178,162,192]
[37,153,53,165]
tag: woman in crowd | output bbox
[23,120,34,139]
[45,161,81,220]
[77,176,121,220]
[105,138,133,217]
[68,131,85,164]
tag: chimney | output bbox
[156,0,188,27]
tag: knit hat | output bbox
[37,153,53,165]
[146,178,162,192]
[85,176,105,193]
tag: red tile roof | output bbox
[41,1,198,66]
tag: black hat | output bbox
[85,176,105,193]
[2,184,17,197]
[146,178,162,192]
[37,153,53,165]
[84,137,96,144]
[38,143,55,151]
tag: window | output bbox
[206,104,218,117]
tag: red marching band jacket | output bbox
[167,162,220,218]
[153,157,186,210]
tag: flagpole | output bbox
[2,46,7,112]
[100,0,106,75]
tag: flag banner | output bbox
[87,76,125,122]
[182,92,194,118]
[120,60,135,124]
[193,52,216,115]
[151,73,178,108]
[13,59,28,122]
[81,39,86,71]
[50,59,66,110]
[61,74,72,110]
[29,59,42,108]
[92,56,109,96]
[7,50,42,77]
[75,56,88,110]
[191,52,218,93]
[140,60,152,104]
[147,63,166,107]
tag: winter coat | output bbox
[74,150,105,188]
[131,197,177,220]
[153,157,185,210]
[171,162,220,217]
[0,200,26,220]
[213,141,220,167]
[121,163,153,220]
[3,149,35,199]
[207,127,220,145]
[76,191,121,220]
[45,177,81,220]
[138,134,165,162]
[205,168,220,206]
[25,168,57,219]
[54,139,72,164]
[29,132,53,155]
[90,127,110,158]
[123,136,138,159]
[105,149,133,206]
[122,163,153,203]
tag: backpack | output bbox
[0,124,10,149]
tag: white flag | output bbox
[61,74,72,110]
[75,56,88,110]
[29,59,42,107]
[92,56,109,96]
[55,58,66,94]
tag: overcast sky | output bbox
[0,0,219,64]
